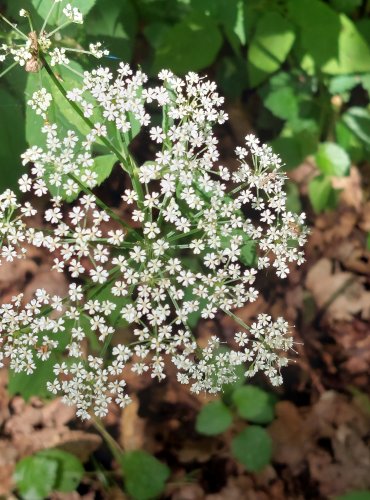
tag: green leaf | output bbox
[315,142,350,177]
[8,354,58,400]
[308,174,338,213]
[86,0,134,37]
[342,107,370,147]
[122,450,170,500]
[323,15,370,74]
[289,0,370,74]
[288,0,341,70]
[231,426,272,472]
[14,455,58,500]
[85,0,137,61]
[285,181,302,214]
[25,62,89,149]
[232,385,275,424]
[196,400,233,435]
[248,11,295,86]
[151,13,223,74]
[0,87,26,192]
[329,75,362,95]
[264,87,299,121]
[31,0,96,26]
[271,136,303,170]
[92,154,117,186]
[37,449,84,492]
[330,0,362,14]
[217,57,248,99]
[335,121,365,163]
[220,229,256,267]
[336,492,370,500]
[356,19,370,47]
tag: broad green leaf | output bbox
[323,15,370,74]
[151,13,222,74]
[144,22,171,49]
[285,181,302,214]
[248,11,295,86]
[315,143,350,177]
[217,57,248,99]
[335,121,365,163]
[240,239,257,267]
[329,75,363,95]
[232,385,275,424]
[289,0,370,74]
[92,154,117,186]
[336,492,370,500]
[231,426,272,472]
[330,0,362,13]
[308,174,338,213]
[8,354,58,400]
[288,0,341,70]
[86,0,135,37]
[38,449,84,492]
[0,87,26,192]
[14,455,58,500]
[31,0,96,26]
[122,450,170,500]
[271,136,303,170]
[196,400,233,435]
[264,87,298,121]
[220,229,256,267]
[356,19,370,46]
[85,0,137,61]
[342,107,370,147]
[48,65,92,138]
[25,62,89,148]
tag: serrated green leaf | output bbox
[248,11,295,86]
[15,455,58,500]
[315,142,350,177]
[232,385,275,424]
[38,449,84,492]
[196,400,233,435]
[31,0,96,26]
[122,450,170,500]
[231,426,272,472]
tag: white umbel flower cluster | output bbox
[0,64,308,419]
[0,2,107,74]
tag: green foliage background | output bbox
[1,0,370,198]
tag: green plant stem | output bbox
[92,418,123,463]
